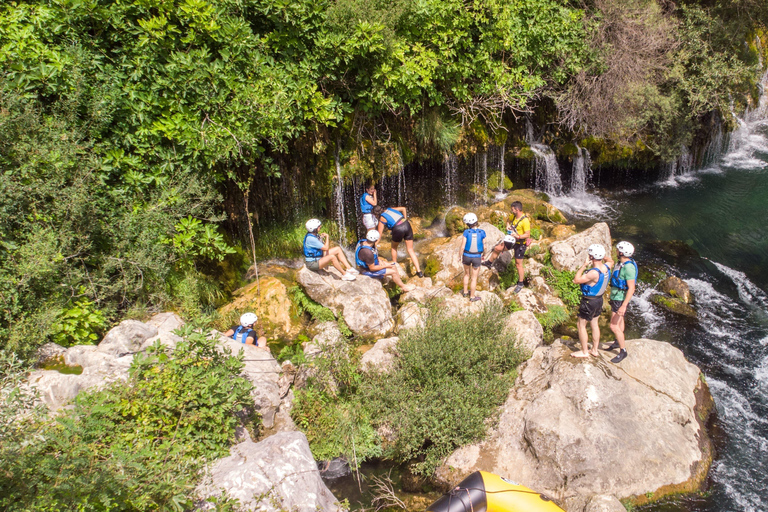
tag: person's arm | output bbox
[394,206,407,219]
[377,219,385,236]
[320,232,331,251]
[573,257,597,285]
[366,192,377,206]
[368,260,395,271]
[224,329,235,337]
[604,253,615,268]
[618,280,635,316]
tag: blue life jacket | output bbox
[355,240,379,270]
[360,193,374,214]
[581,264,611,297]
[380,208,404,229]
[463,228,486,257]
[610,259,638,291]
[303,233,323,260]
[233,326,255,345]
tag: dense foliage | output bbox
[0,327,254,511]
[293,305,525,475]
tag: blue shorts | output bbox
[363,269,387,279]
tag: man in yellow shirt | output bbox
[483,201,530,293]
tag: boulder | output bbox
[196,432,342,512]
[96,320,158,357]
[361,336,399,372]
[141,312,184,350]
[297,266,394,337]
[550,223,612,272]
[218,276,300,340]
[436,339,714,504]
[658,276,693,304]
[584,495,626,512]
[503,310,544,355]
[400,283,453,304]
[397,302,428,333]
[35,342,67,367]
[396,291,502,332]
[651,294,697,318]
[505,287,547,314]
[303,321,345,358]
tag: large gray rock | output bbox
[550,223,612,272]
[433,222,504,285]
[361,336,399,372]
[297,266,394,337]
[436,339,713,503]
[140,312,184,350]
[197,432,342,512]
[397,302,428,333]
[303,321,346,358]
[396,291,501,332]
[659,276,693,304]
[503,310,544,355]
[35,342,67,367]
[97,320,158,357]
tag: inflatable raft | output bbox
[427,471,565,512]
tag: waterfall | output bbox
[570,146,593,195]
[702,119,727,169]
[396,147,407,206]
[530,143,563,197]
[499,141,506,194]
[333,141,347,246]
[525,118,535,144]
[481,150,488,203]
[443,152,459,205]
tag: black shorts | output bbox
[610,300,624,313]
[513,243,527,259]
[578,296,604,321]
[391,221,414,243]
[463,254,482,267]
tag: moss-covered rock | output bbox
[488,171,513,191]
[651,294,698,318]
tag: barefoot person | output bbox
[224,313,269,351]
[372,205,424,278]
[604,241,637,363]
[355,230,413,291]
[483,201,530,293]
[303,218,358,281]
[460,213,486,302]
[360,180,378,230]
[572,244,611,358]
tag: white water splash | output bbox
[530,143,564,197]
[443,153,459,205]
[710,260,768,310]
[550,146,614,217]
[721,70,768,171]
[629,286,665,336]
[334,141,347,246]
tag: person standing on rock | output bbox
[355,230,414,291]
[224,312,269,351]
[483,201,530,294]
[303,218,358,281]
[460,212,485,302]
[360,180,378,230]
[603,241,637,363]
[572,244,611,358]
[372,205,424,278]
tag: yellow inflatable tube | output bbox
[427,471,565,512]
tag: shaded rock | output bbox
[318,458,352,480]
[97,320,158,357]
[218,276,299,340]
[35,342,67,367]
[436,339,714,503]
[503,310,544,355]
[297,266,394,337]
[303,321,345,358]
[197,432,342,512]
[651,294,697,318]
[550,223,612,272]
[361,336,399,372]
[659,276,693,304]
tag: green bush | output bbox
[536,305,571,340]
[497,262,519,291]
[0,326,254,511]
[50,299,107,347]
[289,286,336,323]
[362,305,525,475]
[542,266,581,308]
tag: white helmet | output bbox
[504,234,516,244]
[305,218,322,232]
[463,212,478,226]
[240,312,258,327]
[588,244,606,260]
[617,241,635,257]
[366,230,380,242]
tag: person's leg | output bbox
[487,242,504,263]
[463,264,471,296]
[328,246,352,270]
[385,268,410,289]
[589,316,601,356]
[390,241,400,264]
[515,257,525,284]
[470,265,480,298]
[404,239,421,273]
[609,312,624,346]
[574,317,590,357]
[319,254,346,274]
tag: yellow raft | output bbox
[427,471,565,512]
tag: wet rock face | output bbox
[297,266,395,337]
[659,276,693,304]
[196,432,342,512]
[218,276,300,340]
[549,223,612,272]
[436,339,714,504]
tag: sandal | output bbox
[470,296,481,302]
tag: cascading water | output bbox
[498,141,505,194]
[549,145,612,217]
[443,152,459,205]
[661,145,695,186]
[570,146,592,195]
[530,143,564,197]
[333,141,348,246]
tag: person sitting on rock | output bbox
[372,205,424,278]
[604,241,637,363]
[224,312,269,351]
[360,180,378,230]
[355,230,414,292]
[303,218,358,281]
[483,201,530,294]
[460,212,486,302]
[572,244,611,358]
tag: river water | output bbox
[558,110,768,511]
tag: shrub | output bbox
[0,326,254,511]
[536,305,571,340]
[362,305,525,475]
[542,266,581,308]
[289,286,336,323]
[50,299,107,347]
[497,262,519,291]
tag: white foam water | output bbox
[710,260,768,310]
[630,286,666,337]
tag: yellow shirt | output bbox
[510,215,530,237]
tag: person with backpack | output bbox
[224,312,269,351]
[372,205,424,278]
[603,241,637,363]
[483,201,530,293]
[460,213,486,302]
[303,218,357,281]
[355,230,413,291]
[572,244,611,358]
